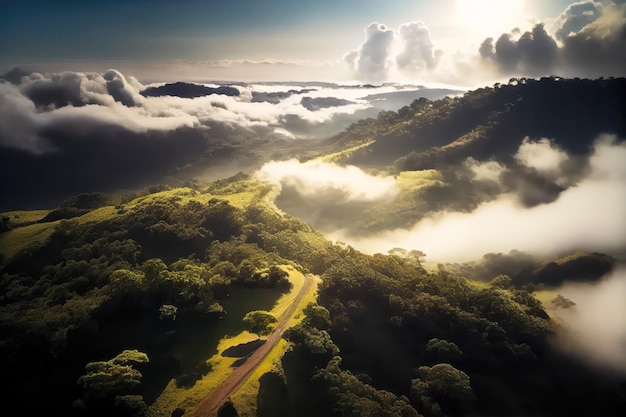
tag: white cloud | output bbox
[396,21,443,72]
[465,157,505,182]
[256,158,398,202]
[0,82,48,153]
[553,1,604,41]
[345,22,396,81]
[514,137,569,176]
[553,265,626,375]
[4,70,429,155]
[330,136,626,262]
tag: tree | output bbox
[489,274,513,290]
[78,350,149,400]
[410,363,475,417]
[243,310,277,338]
[551,294,576,309]
[109,269,145,297]
[302,303,332,330]
[425,338,462,364]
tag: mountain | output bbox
[141,82,240,98]
[325,76,626,169]
[1,77,625,417]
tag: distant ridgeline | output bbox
[325,76,626,169]
[140,82,240,98]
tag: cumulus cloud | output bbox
[396,21,443,72]
[327,135,626,262]
[345,23,395,81]
[553,265,626,375]
[345,21,443,81]
[0,82,48,153]
[553,1,604,41]
[480,24,559,76]
[560,1,626,77]
[103,69,144,106]
[481,1,626,78]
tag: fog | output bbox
[259,135,626,264]
[552,265,626,375]
[0,68,456,210]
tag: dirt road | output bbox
[190,274,315,417]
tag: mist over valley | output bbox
[1,1,626,416]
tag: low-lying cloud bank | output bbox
[552,264,626,375]
[258,135,626,264]
[0,68,457,210]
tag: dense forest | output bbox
[1,76,625,417]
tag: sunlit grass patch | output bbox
[146,266,318,417]
[395,169,445,191]
[319,139,375,164]
[533,289,564,322]
[146,331,259,417]
[125,187,203,208]
[230,268,319,417]
[0,210,51,228]
[75,206,119,224]
[0,221,60,260]
[230,339,289,417]
[219,192,258,210]
[467,279,490,289]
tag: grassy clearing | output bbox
[0,221,60,260]
[123,186,260,213]
[75,206,119,224]
[230,269,319,417]
[0,210,51,227]
[467,279,490,289]
[146,331,259,417]
[146,266,319,417]
[319,139,375,164]
[229,339,289,417]
[533,289,564,321]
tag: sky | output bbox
[1,0,625,85]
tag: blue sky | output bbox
[0,0,623,83]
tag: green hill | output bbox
[1,77,624,417]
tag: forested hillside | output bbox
[325,76,626,169]
[1,77,625,417]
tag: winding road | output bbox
[190,273,315,417]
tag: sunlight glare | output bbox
[454,0,528,36]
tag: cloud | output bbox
[2,69,436,209]
[465,157,505,182]
[560,1,626,77]
[396,21,443,72]
[255,159,399,233]
[102,69,144,107]
[345,21,443,81]
[480,24,559,76]
[256,159,397,201]
[327,135,626,262]
[514,137,569,176]
[345,23,395,81]
[0,82,48,153]
[553,1,604,41]
[552,265,626,375]
[480,1,626,78]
